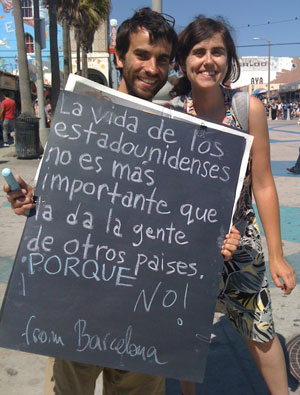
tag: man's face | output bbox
[116,28,172,101]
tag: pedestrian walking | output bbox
[287,146,300,174]
[271,100,278,120]
[0,90,16,147]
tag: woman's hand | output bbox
[269,256,296,295]
[3,174,35,216]
[221,225,241,261]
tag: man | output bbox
[5,8,175,395]
[115,7,177,101]
[0,90,16,147]
[4,8,239,394]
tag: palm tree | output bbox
[72,0,111,78]
[12,0,34,114]
[57,0,80,86]
[56,0,110,83]
[83,0,111,78]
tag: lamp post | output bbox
[253,37,271,100]
[152,0,162,12]
[109,18,118,89]
[33,0,46,129]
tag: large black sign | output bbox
[0,91,248,382]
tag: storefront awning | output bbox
[279,80,300,92]
[0,71,18,91]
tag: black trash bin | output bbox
[15,112,40,159]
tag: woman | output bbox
[168,16,296,395]
[270,100,278,120]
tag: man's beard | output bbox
[122,72,163,101]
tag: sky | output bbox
[109,0,300,58]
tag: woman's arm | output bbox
[248,96,296,294]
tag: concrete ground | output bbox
[0,119,299,394]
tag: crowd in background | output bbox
[259,96,300,122]
[253,95,300,174]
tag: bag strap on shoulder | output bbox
[231,91,250,133]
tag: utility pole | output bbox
[253,37,271,100]
[109,18,118,89]
[12,0,33,114]
[267,40,271,101]
[33,0,46,129]
[152,0,162,12]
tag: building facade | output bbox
[0,0,63,87]
[232,56,300,101]
[0,1,109,89]
[70,21,109,86]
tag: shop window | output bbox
[25,33,34,54]
[21,0,33,19]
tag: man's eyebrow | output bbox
[133,48,171,60]
[158,53,171,61]
[133,48,151,54]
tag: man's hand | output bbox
[221,225,241,261]
[3,174,35,216]
[269,256,296,295]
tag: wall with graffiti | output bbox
[0,0,63,85]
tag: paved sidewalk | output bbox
[0,119,299,394]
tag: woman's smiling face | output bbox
[182,33,228,91]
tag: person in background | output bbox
[291,100,297,119]
[277,101,282,119]
[287,146,300,174]
[0,90,16,147]
[264,98,270,118]
[167,15,296,395]
[271,99,278,120]
[0,97,2,143]
[45,96,52,127]
[33,98,39,117]
[296,101,300,124]
[283,101,288,120]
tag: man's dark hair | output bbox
[116,7,177,61]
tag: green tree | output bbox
[56,0,110,84]
[57,0,80,86]
[12,0,34,114]
[74,0,111,78]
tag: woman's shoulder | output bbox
[223,87,249,101]
[248,95,265,111]
[248,95,268,132]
